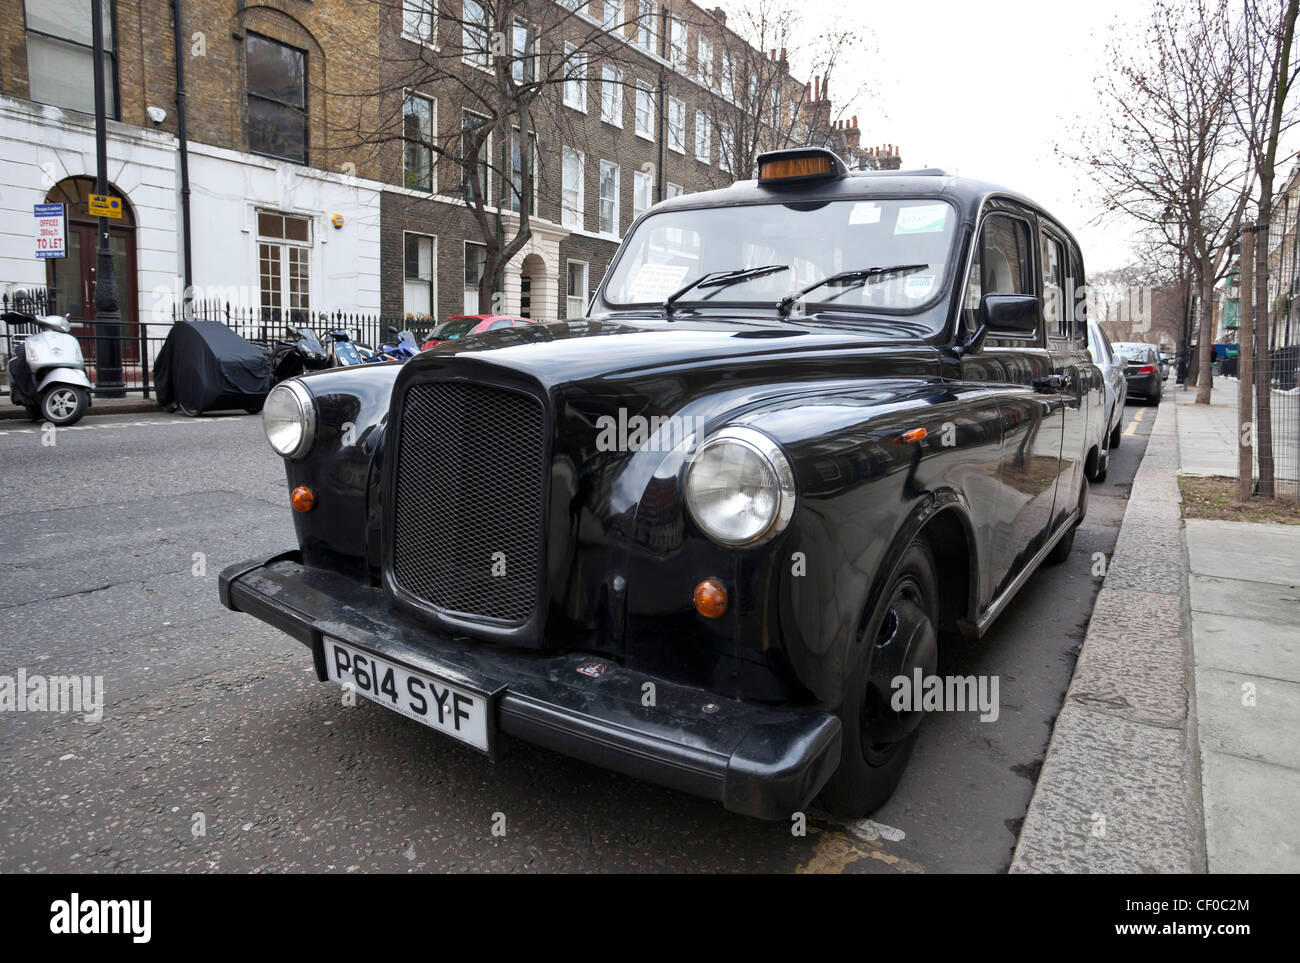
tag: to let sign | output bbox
[88,193,124,218]
[34,203,67,259]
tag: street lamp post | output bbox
[90,0,125,398]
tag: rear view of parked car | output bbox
[421,315,535,350]
[1088,319,1128,454]
[1112,342,1163,404]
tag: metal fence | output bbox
[1,288,439,401]
[1248,346,1300,502]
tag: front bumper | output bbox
[219,552,841,819]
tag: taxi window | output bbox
[1042,231,1068,339]
[963,214,1032,331]
[604,198,958,315]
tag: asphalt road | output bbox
[0,399,1155,873]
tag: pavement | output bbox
[1013,378,1300,873]
[1178,384,1300,873]
[0,405,1154,873]
[0,395,162,421]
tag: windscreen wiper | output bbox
[776,264,930,317]
[664,264,789,316]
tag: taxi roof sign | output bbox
[757,147,847,185]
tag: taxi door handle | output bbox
[1034,374,1067,393]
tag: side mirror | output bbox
[981,294,1040,335]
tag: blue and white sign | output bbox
[34,202,67,259]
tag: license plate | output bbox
[323,639,491,752]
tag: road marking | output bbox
[1133,408,1146,422]
[0,417,230,437]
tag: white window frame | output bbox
[666,182,683,199]
[721,51,734,101]
[599,159,620,237]
[694,110,711,164]
[697,35,713,86]
[635,0,656,52]
[402,0,437,48]
[634,81,654,141]
[667,96,685,153]
[403,231,437,319]
[563,43,586,111]
[511,19,536,84]
[670,17,687,72]
[462,0,490,70]
[461,108,492,204]
[633,168,653,220]
[256,210,313,318]
[561,146,585,231]
[719,123,733,175]
[403,89,437,193]
[464,240,488,314]
[566,259,589,318]
[601,65,623,127]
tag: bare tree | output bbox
[1064,0,1251,403]
[329,1,646,313]
[1221,0,1300,498]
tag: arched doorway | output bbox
[44,177,139,366]
[518,253,546,319]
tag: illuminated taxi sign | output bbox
[757,148,845,185]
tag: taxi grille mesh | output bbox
[391,381,544,624]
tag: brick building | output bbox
[0,0,883,336]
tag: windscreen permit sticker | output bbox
[849,202,881,225]
[894,204,949,234]
[626,263,690,302]
[904,275,935,299]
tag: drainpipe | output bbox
[656,5,668,201]
[172,0,194,317]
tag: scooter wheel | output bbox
[41,385,89,427]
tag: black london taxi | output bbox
[220,147,1105,819]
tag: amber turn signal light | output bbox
[694,579,729,619]
[291,486,315,512]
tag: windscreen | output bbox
[604,198,958,314]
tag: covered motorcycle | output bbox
[155,319,271,416]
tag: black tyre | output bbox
[818,540,939,817]
[1109,416,1122,449]
[178,402,201,417]
[1047,478,1087,564]
[40,385,88,426]
[244,401,264,415]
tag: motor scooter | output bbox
[270,324,330,384]
[3,310,92,426]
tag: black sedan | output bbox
[1112,342,1164,404]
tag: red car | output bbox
[421,315,535,350]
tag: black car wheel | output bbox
[1109,414,1122,449]
[819,539,939,817]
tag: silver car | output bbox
[1088,319,1128,456]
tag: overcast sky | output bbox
[783,0,1150,272]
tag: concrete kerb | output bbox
[1010,396,1207,873]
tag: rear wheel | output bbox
[178,402,201,417]
[819,540,939,817]
[40,385,88,427]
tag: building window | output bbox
[563,44,586,111]
[721,52,734,101]
[461,110,490,202]
[508,129,536,214]
[697,36,713,86]
[246,34,307,164]
[590,1,616,27]
[404,91,435,192]
[562,148,585,230]
[668,97,685,153]
[567,260,589,318]
[601,65,623,126]
[695,111,712,164]
[463,0,490,69]
[670,17,687,72]
[635,1,655,51]
[402,0,436,46]
[599,160,620,236]
[404,233,436,318]
[464,241,487,313]
[511,20,535,84]
[23,0,116,117]
[666,182,683,199]
[719,123,733,174]
[257,211,311,321]
[635,81,654,140]
[633,169,653,220]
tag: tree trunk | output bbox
[1240,225,1256,502]
[1194,264,1216,404]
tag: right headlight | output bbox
[262,379,316,459]
[684,425,796,546]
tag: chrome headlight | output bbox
[684,426,796,546]
[262,380,316,459]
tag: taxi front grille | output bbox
[390,381,545,625]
